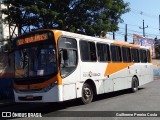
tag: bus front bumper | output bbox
[14,85,63,102]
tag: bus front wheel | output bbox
[81,83,93,104]
[131,77,139,93]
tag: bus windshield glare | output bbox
[15,44,57,78]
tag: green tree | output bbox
[2,0,130,36]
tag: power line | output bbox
[119,27,143,34]
[130,9,158,19]
[118,23,160,38]
[118,28,160,37]
[119,22,159,30]
[123,27,160,36]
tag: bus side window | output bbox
[97,43,110,62]
[89,42,97,61]
[110,45,122,62]
[140,49,147,63]
[122,47,131,62]
[131,48,140,63]
[80,40,97,62]
[80,40,89,61]
[147,49,151,63]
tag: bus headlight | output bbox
[42,81,57,92]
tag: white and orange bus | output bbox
[13,29,153,104]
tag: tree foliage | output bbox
[2,0,130,36]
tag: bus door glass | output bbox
[58,37,78,78]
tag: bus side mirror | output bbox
[63,49,68,60]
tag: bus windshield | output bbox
[15,44,57,78]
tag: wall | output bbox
[153,59,160,75]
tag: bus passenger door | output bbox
[58,37,81,101]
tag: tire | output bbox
[81,83,93,104]
[131,77,139,93]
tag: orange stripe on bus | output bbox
[13,84,28,90]
[52,30,63,85]
[104,62,134,77]
[57,73,62,85]
[113,40,140,48]
[52,30,62,44]
[14,75,62,90]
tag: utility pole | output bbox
[125,24,127,42]
[113,32,115,40]
[159,15,160,33]
[139,20,148,37]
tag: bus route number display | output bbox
[18,33,48,46]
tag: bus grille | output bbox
[18,96,42,101]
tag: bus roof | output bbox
[16,29,149,49]
[53,30,142,49]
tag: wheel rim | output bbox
[83,87,92,101]
[133,78,138,91]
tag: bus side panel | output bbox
[103,78,114,93]
[133,63,153,86]
[150,64,154,81]
[110,68,129,91]
[138,63,152,86]
[62,64,81,101]
[80,62,107,95]
[63,84,76,101]
[147,63,154,83]
[76,82,83,98]
[140,64,148,85]
[129,64,141,87]
[95,80,105,94]
[138,63,150,86]
[43,85,63,102]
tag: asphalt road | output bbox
[1,77,160,120]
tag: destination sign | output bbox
[17,33,48,46]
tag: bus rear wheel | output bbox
[81,83,93,104]
[131,77,139,93]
